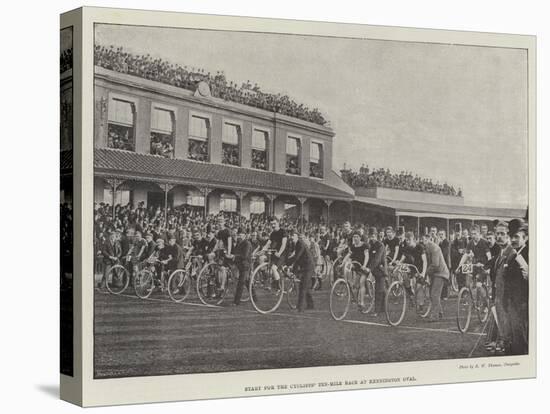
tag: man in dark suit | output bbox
[366,227,387,315]
[100,231,121,288]
[287,230,315,311]
[504,223,529,355]
[230,227,252,306]
[492,222,516,354]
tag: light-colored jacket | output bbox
[424,240,449,280]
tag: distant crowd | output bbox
[341,164,461,196]
[94,45,327,126]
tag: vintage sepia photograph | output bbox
[77,21,530,381]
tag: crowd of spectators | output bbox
[310,162,323,178]
[60,48,73,73]
[340,164,462,196]
[150,133,174,158]
[286,156,300,175]
[108,126,134,151]
[94,45,328,126]
[188,139,209,162]
[222,144,240,166]
[251,150,267,170]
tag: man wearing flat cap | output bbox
[229,227,252,306]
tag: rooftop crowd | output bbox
[60,48,73,73]
[340,164,462,196]
[94,45,328,126]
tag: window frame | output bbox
[251,126,271,171]
[286,133,302,175]
[222,118,243,166]
[106,93,138,151]
[150,102,177,158]
[188,110,212,162]
[309,140,324,179]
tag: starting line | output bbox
[96,289,485,338]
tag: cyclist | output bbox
[398,232,428,309]
[155,238,173,290]
[100,231,121,289]
[455,225,491,290]
[383,226,400,265]
[341,232,370,312]
[260,217,288,291]
[128,230,147,286]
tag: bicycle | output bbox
[456,263,490,333]
[329,260,375,321]
[249,249,300,314]
[133,258,170,299]
[196,250,250,306]
[105,257,131,295]
[167,255,203,303]
[313,254,332,290]
[384,264,432,326]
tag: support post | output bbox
[235,191,247,221]
[199,187,212,219]
[106,178,121,220]
[349,201,354,224]
[266,194,277,218]
[395,214,400,230]
[162,183,175,225]
[326,200,334,226]
[298,197,307,231]
[416,216,420,238]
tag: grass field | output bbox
[93,281,492,379]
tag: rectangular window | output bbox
[103,188,131,206]
[250,197,265,214]
[220,194,237,212]
[310,142,323,178]
[107,98,135,151]
[252,129,268,170]
[286,136,301,175]
[150,107,174,158]
[188,115,210,162]
[187,194,205,207]
[222,123,241,166]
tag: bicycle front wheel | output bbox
[167,269,191,303]
[415,282,432,318]
[361,278,375,314]
[134,269,154,299]
[197,263,227,306]
[105,264,130,295]
[249,263,285,314]
[330,279,351,320]
[450,272,459,293]
[385,281,407,326]
[286,276,299,310]
[457,287,473,333]
[476,285,490,324]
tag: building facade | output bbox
[91,66,354,222]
